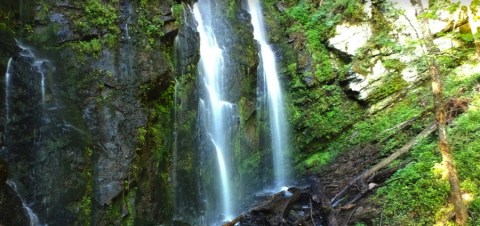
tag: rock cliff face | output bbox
[0,0,259,225]
[0,0,182,225]
[327,0,459,110]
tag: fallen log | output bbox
[308,176,338,226]
[331,123,437,206]
[223,188,301,226]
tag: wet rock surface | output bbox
[0,0,180,224]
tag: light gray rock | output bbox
[328,23,372,56]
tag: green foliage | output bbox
[448,96,480,225]
[285,0,365,80]
[240,151,262,174]
[368,73,408,102]
[78,146,94,225]
[354,32,402,73]
[281,0,480,224]
[375,94,480,225]
[288,81,362,147]
[125,185,137,226]
[283,2,369,153]
[304,151,333,169]
[79,172,93,223]
[353,222,367,226]
[444,65,480,98]
[382,58,406,72]
[375,139,450,225]
[132,80,175,223]
[373,48,480,224]
[137,127,147,144]
[66,0,120,58]
[298,87,431,172]
[429,0,461,14]
[282,1,377,161]
[171,3,184,26]
[34,1,50,23]
[456,32,474,43]
[137,0,166,50]
[0,8,16,35]
[433,46,471,75]
[70,38,103,57]
[73,0,120,37]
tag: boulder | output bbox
[328,23,372,56]
[348,61,388,100]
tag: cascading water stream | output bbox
[193,1,234,221]
[247,0,291,189]
[4,57,12,132]
[17,41,48,105]
[6,180,43,226]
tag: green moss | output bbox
[368,73,408,102]
[55,0,121,58]
[136,127,147,144]
[277,0,371,160]
[104,199,123,223]
[78,147,94,225]
[136,0,167,50]
[69,38,103,57]
[284,0,366,81]
[171,3,184,26]
[228,1,237,18]
[369,42,480,224]
[374,139,450,225]
[288,78,363,159]
[448,96,480,225]
[303,151,333,170]
[375,95,480,225]
[296,87,431,173]
[0,9,15,34]
[125,184,137,226]
[135,75,175,222]
[382,58,406,72]
[73,0,120,34]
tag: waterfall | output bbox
[2,42,54,225]
[247,0,291,189]
[4,57,12,132]
[193,0,235,222]
[17,41,48,105]
[6,180,43,226]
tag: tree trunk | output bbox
[413,1,468,225]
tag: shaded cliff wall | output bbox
[0,0,184,225]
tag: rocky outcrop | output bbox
[0,0,182,225]
[328,23,372,57]
[171,5,201,224]
[327,0,466,110]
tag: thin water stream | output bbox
[194,0,235,221]
[17,41,48,105]
[247,0,291,189]
[6,180,43,226]
[4,57,12,133]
